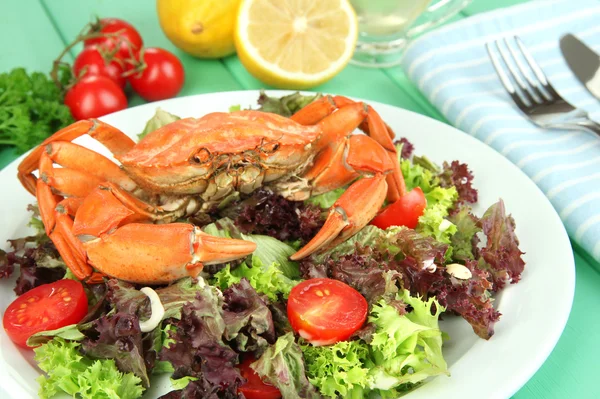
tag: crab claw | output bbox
[83,223,256,284]
[291,175,387,260]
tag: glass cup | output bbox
[350,0,473,68]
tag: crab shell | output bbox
[119,111,322,200]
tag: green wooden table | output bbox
[1,0,599,398]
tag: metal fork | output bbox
[486,36,600,136]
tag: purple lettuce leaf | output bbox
[478,200,526,291]
[81,312,150,387]
[159,287,244,396]
[0,238,66,296]
[438,161,478,206]
[222,278,276,352]
[223,188,324,244]
[394,137,415,159]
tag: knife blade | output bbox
[560,33,600,99]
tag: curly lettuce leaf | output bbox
[212,256,300,301]
[399,157,459,250]
[302,339,372,398]
[252,332,321,399]
[34,338,144,399]
[368,290,448,392]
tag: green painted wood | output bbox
[1,1,599,398]
[0,0,70,73]
[222,56,431,115]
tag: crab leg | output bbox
[291,175,387,260]
[291,95,406,201]
[83,223,256,284]
[291,134,396,259]
[18,119,136,195]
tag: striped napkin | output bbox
[401,0,600,263]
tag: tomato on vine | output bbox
[73,47,126,88]
[84,18,143,61]
[64,75,127,120]
[128,47,185,101]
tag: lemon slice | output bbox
[235,0,358,89]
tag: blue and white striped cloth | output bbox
[401,0,600,263]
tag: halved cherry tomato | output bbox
[237,357,281,399]
[73,47,126,88]
[128,47,185,101]
[287,278,368,345]
[370,187,427,230]
[84,18,143,61]
[3,280,88,348]
[64,75,127,120]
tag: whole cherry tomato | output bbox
[84,18,143,61]
[73,47,126,88]
[287,278,368,346]
[128,47,185,101]
[370,187,427,230]
[3,280,88,348]
[64,75,127,120]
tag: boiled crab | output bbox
[17,96,406,284]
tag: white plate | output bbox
[0,90,574,399]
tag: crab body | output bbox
[17,96,406,284]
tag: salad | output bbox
[0,92,526,399]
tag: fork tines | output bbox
[486,36,561,110]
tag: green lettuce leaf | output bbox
[170,376,198,390]
[27,324,85,347]
[138,108,180,140]
[34,338,144,399]
[203,218,300,278]
[252,332,321,399]
[305,188,345,209]
[368,290,448,392]
[448,206,481,261]
[301,339,372,398]
[212,256,300,301]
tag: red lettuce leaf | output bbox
[439,161,478,206]
[0,238,65,296]
[226,188,324,244]
[222,278,276,352]
[394,137,415,159]
[159,290,244,395]
[478,200,526,291]
[81,312,150,387]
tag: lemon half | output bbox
[235,0,358,89]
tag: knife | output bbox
[560,33,600,99]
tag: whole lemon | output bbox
[157,0,240,59]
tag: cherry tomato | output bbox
[84,18,143,61]
[287,278,368,345]
[370,187,427,230]
[64,75,127,120]
[237,357,281,399]
[73,47,126,89]
[128,47,185,101]
[3,280,88,348]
